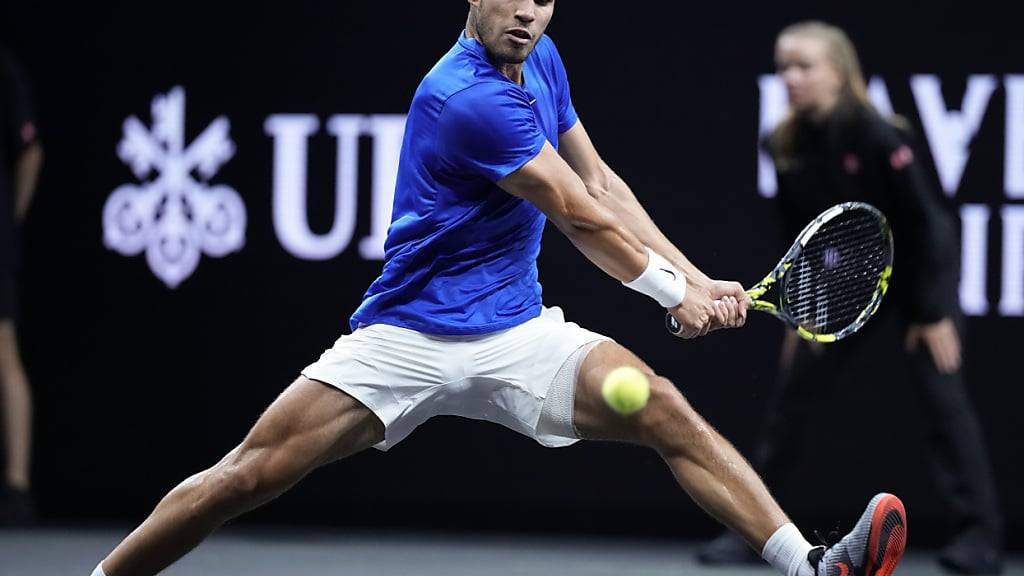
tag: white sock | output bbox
[91,562,107,576]
[762,523,816,576]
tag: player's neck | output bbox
[498,63,525,85]
[464,21,525,85]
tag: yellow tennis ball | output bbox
[601,366,650,415]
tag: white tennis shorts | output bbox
[301,306,611,451]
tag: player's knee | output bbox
[195,449,273,518]
[220,460,264,503]
[634,376,704,452]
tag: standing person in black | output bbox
[697,21,1003,575]
[0,45,42,525]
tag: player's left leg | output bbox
[572,340,907,576]
[99,377,383,576]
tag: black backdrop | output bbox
[2,1,1022,547]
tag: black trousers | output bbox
[753,308,1002,546]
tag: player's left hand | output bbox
[708,280,748,330]
[905,317,961,374]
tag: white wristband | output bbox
[622,248,687,308]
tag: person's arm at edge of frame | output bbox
[14,139,43,222]
[881,123,962,374]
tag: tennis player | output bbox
[91,2,906,576]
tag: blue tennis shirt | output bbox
[350,32,578,335]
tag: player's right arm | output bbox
[497,141,734,338]
[436,82,736,337]
[554,120,748,330]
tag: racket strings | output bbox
[786,234,888,295]
[786,231,886,284]
[784,210,891,336]
[789,275,884,310]
[788,261,887,333]
[788,244,887,319]
[788,230,888,330]
[786,224,885,296]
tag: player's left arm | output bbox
[557,121,746,308]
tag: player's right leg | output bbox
[97,376,384,576]
[572,341,790,548]
[701,337,839,565]
[572,341,907,576]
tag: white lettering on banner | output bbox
[359,115,405,260]
[911,75,997,196]
[1000,206,1024,316]
[1006,75,1024,199]
[266,114,405,261]
[757,75,788,198]
[867,77,895,118]
[265,114,355,260]
[959,204,991,316]
[103,86,246,288]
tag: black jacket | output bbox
[766,104,959,324]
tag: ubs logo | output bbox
[102,87,246,288]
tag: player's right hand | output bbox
[668,280,748,338]
[667,285,717,339]
[708,280,748,330]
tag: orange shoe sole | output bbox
[865,494,907,576]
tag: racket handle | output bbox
[665,313,682,335]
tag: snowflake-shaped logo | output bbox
[103,86,246,288]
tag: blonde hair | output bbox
[769,21,881,165]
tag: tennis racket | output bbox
[666,202,894,342]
